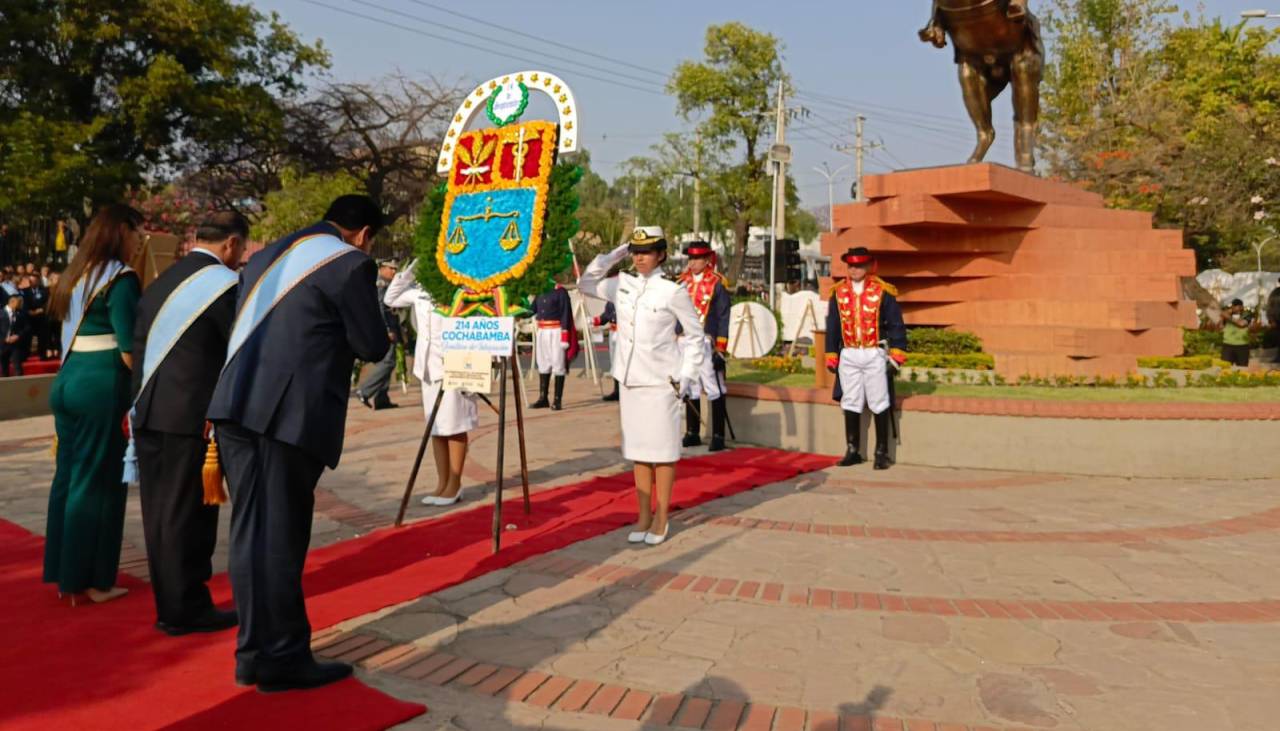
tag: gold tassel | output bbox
[50,434,58,460]
[202,439,228,505]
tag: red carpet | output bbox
[20,356,59,376]
[0,447,830,730]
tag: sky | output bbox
[249,0,1269,211]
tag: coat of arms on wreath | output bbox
[414,71,583,317]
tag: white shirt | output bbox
[578,244,705,387]
[384,268,446,383]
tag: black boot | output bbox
[531,373,550,408]
[552,375,565,410]
[602,378,619,402]
[708,397,728,452]
[682,402,703,447]
[837,410,864,466]
[873,410,893,470]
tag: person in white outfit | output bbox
[384,261,479,506]
[578,227,705,545]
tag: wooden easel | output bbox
[731,303,768,359]
[786,299,819,357]
[394,343,531,553]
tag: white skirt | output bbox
[422,381,479,437]
[619,382,680,463]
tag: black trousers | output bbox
[217,423,324,670]
[135,429,219,625]
[1,343,25,376]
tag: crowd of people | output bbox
[0,262,62,374]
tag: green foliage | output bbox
[0,0,326,219]
[250,167,363,244]
[1039,1,1280,268]
[412,164,582,313]
[903,353,996,370]
[1189,369,1280,387]
[668,23,789,284]
[1136,355,1230,370]
[906,328,985,355]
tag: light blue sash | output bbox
[224,233,358,368]
[61,261,131,362]
[135,263,238,404]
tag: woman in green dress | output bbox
[44,204,143,605]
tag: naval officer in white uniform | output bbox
[578,227,705,545]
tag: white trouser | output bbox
[606,329,618,380]
[534,327,566,375]
[839,347,890,414]
[678,336,722,401]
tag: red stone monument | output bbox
[821,164,1197,377]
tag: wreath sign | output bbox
[414,72,582,317]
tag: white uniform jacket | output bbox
[578,244,705,388]
[384,268,446,384]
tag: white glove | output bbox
[678,377,697,400]
[560,340,570,350]
[608,242,631,262]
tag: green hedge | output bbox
[1136,355,1230,370]
[903,353,995,370]
[907,328,984,355]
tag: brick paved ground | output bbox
[3,366,1279,730]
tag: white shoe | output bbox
[627,531,648,543]
[421,494,441,505]
[432,489,466,507]
[644,525,670,545]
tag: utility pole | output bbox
[692,129,702,242]
[813,162,850,231]
[836,114,881,202]
[767,80,793,308]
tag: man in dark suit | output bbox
[208,195,389,693]
[19,274,48,361]
[1,292,28,376]
[132,212,246,636]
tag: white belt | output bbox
[71,334,117,352]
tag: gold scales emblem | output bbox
[446,195,523,254]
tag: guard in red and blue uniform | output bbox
[824,247,907,470]
[677,241,732,451]
[530,284,577,410]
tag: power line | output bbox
[302,0,670,97]
[402,0,670,81]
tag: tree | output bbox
[567,150,629,262]
[250,167,363,244]
[0,0,326,222]
[1039,1,1280,268]
[669,22,789,283]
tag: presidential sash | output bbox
[134,263,238,404]
[123,262,238,485]
[61,261,132,362]
[224,233,359,368]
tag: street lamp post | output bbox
[813,162,851,232]
[1254,235,1275,314]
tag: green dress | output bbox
[43,272,140,593]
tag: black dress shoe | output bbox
[837,449,865,467]
[236,662,257,687]
[707,437,727,452]
[874,452,892,470]
[373,400,398,410]
[682,433,702,448]
[256,659,353,694]
[602,390,619,402]
[156,608,239,636]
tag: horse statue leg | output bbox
[957,59,996,165]
[1010,44,1043,173]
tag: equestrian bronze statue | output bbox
[919,0,1044,173]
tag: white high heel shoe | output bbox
[427,489,466,507]
[627,530,648,543]
[644,524,670,546]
